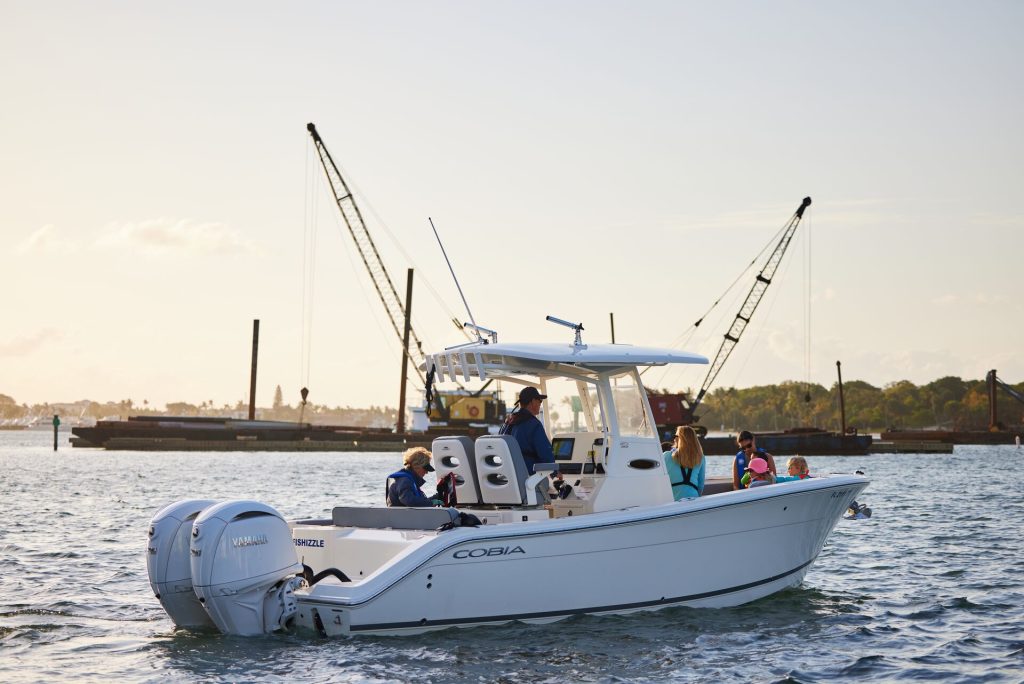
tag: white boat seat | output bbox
[331,506,459,530]
[475,435,533,506]
[432,436,483,505]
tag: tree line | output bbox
[0,387,395,429]
[690,375,1024,433]
[4,375,1022,432]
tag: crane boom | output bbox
[989,369,1024,429]
[306,123,426,384]
[993,373,1024,406]
[692,197,812,410]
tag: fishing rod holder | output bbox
[464,322,498,344]
[546,315,585,347]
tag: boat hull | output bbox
[292,475,866,636]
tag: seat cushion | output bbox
[331,506,459,530]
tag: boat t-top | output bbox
[146,319,868,637]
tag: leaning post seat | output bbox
[431,436,482,505]
[474,435,532,506]
[331,506,459,530]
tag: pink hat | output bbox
[746,457,769,474]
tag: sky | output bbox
[2,1,1022,411]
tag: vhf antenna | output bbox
[429,217,485,343]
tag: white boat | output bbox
[146,329,868,637]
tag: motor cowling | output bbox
[189,500,304,636]
[147,499,219,629]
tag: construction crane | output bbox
[692,197,812,409]
[306,122,427,385]
[988,369,1024,430]
[306,123,507,430]
[648,197,811,435]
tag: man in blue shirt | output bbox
[501,386,556,474]
[733,430,777,490]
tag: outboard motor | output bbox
[845,500,873,520]
[189,500,304,636]
[147,499,219,629]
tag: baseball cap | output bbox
[518,386,548,404]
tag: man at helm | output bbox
[501,386,556,474]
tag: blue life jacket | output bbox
[386,469,427,506]
[734,447,767,487]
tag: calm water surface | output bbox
[1,431,1022,683]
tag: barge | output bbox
[70,416,493,452]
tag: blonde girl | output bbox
[663,425,706,500]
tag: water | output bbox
[1,430,1022,683]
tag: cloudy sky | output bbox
[2,1,1021,410]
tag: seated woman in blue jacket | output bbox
[663,425,706,500]
[386,447,441,507]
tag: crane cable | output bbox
[725,227,802,391]
[725,221,811,425]
[303,137,471,403]
[301,137,403,404]
[661,216,794,352]
[805,211,813,411]
[800,210,813,423]
[644,211,795,388]
[327,157,473,343]
[300,139,309,391]
[326,167,476,387]
[649,265,753,391]
[300,138,320,392]
[313,162,413,375]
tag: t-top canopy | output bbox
[426,342,707,383]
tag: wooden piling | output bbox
[836,361,847,435]
[248,319,259,421]
[397,269,414,434]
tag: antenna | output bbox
[429,217,482,343]
[546,315,585,347]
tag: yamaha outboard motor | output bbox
[147,499,219,629]
[189,500,304,636]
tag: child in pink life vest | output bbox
[746,457,775,488]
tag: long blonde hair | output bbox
[673,426,703,469]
